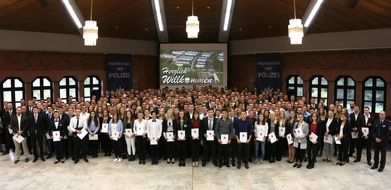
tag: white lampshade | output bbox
[83,20,98,46]
[288,18,303,45]
[186,15,199,39]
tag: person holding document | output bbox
[99,110,112,157]
[87,111,100,158]
[68,109,89,164]
[292,113,309,169]
[267,111,279,163]
[163,109,176,164]
[276,110,287,162]
[200,108,217,167]
[134,112,147,164]
[235,111,253,169]
[174,110,190,167]
[336,112,351,166]
[124,111,136,161]
[28,106,46,162]
[306,113,323,169]
[323,110,337,163]
[49,111,65,164]
[109,113,123,162]
[147,111,162,165]
[215,109,234,168]
[254,114,268,164]
[11,107,30,164]
[356,106,374,165]
[190,111,201,167]
[286,110,297,163]
[371,111,389,172]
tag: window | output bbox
[363,77,386,113]
[2,77,25,107]
[335,76,355,107]
[310,76,328,106]
[32,77,52,101]
[84,76,101,102]
[286,75,303,98]
[59,76,78,102]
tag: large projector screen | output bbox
[159,43,227,88]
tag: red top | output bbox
[310,123,317,134]
[193,120,200,128]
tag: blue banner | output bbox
[256,53,282,92]
[106,54,132,91]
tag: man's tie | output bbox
[35,114,37,123]
[209,120,212,130]
[76,118,79,129]
[55,120,59,129]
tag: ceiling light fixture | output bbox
[83,0,98,46]
[186,0,199,39]
[303,0,324,27]
[153,0,164,31]
[61,0,83,28]
[288,0,304,45]
[223,0,233,31]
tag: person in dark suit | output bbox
[58,107,70,159]
[306,113,323,169]
[49,111,65,164]
[28,106,46,162]
[322,110,338,162]
[266,111,280,163]
[199,108,217,167]
[3,103,15,155]
[354,106,374,165]
[348,105,362,157]
[174,110,190,167]
[370,111,390,172]
[336,112,351,166]
[11,107,30,164]
[45,105,54,159]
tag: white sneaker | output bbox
[254,159,259,164]
[114,158,118,162]
[117,158,122,162]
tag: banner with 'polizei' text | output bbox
[256,53,282,92]
[106,54,132,91]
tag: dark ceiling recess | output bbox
[38,0,48,7]
[347,0,359,9]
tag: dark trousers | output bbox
[307,141,318,166]
[349,138,358,156]
[295,143,305,163]
[276,138,287,160]
[150,144,159,161]
[73,136,88,160]
[100,133,112,154]
[338,139,349,162]
[89,140,99,156]
[237,142,250,165]
[218,143,231,165]
[267,141,277,161]
[112,138,122,158]
[358,138,371,162]
[67,136,75,159]
[231,138,237,161]
[5,129,14,152]
[176,140,187,162]
[136,136,147,160]
[191,140,200,162]
[202,139,216,163]
[373,142,387,168]
[62,138,69,158]
[165,141,176,159]
[53,141,63,161]
[31,135,44,159]
[47,138,53,155]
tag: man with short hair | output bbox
[11,107,30,164]
[235,111,253,169]
[215,109,234,168]
[371,111,389,172]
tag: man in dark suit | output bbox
[58,106,70,159]
[371,111,390,172]
[185,104,195,120]
[3,103,15,155]
[200,108,217,167]
[11,107,30,164]
[49,111,65,164]
[354,106,374,165]
[349,106,362,158]
[29,106,46,162]
[45,105,54,159]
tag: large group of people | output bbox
[0,86,389,172]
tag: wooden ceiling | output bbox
[0,0,391,43]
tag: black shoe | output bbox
[183,162,186,167]
[213,160,218,167]
[33,158,38,163]
[14,160,20,164]
[46,155,52,159]
[293,163,298,167]
[179,162,182,167]
[371,166,378,170]
[346,159,349,163]
[245,164,249,169]
[54,160,59,164]
[41,158,46,162]
[378,167,384,172]
[74,160,79,164]
[367,161,372,166]
[237,164,241,169]
[104,153,108,157]
[202,162,206,167]
[297,164,302,168]
[218,164,222,168]
[142,160,146,164]
[353,159,360,163]
[304,157,307,162]
[231,160,236,167]
[226,164,231,168]
[61,159,65,163]
[128,156,132,161]
[25,158,29,163]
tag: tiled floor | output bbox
[0,150,390,190]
